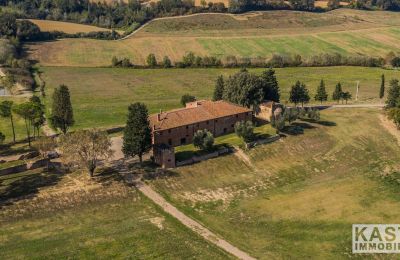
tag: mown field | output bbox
[27,19,114,34]
[27,9,400,66]
[0,168,230,259]
[37,66,392,130]
[149,108,400,259]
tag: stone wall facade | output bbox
[153,111,252,147]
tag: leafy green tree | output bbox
[181,94,196,106]
[193,129,214,151]
[0,100,15,143]
[260,68,280,102]
[223,69,264,109]
[13,101,37,146]
[234,120,254,142]
[121,58,132,67]
[380,74,385,99]
[341,91,352,104]
[386,79,400,108]
[29,96,45,138]
[314,79,328,104]
[0,13,17,37]
[213,75,224,101]
[388,108,400,129]
[59,129,113,177]
[289,0,315,10]
[182,52,196,67]
[146,53,157,67]
[123,102,152,164]
[332,82,343,103]
[50,85,74,134]
[284,108,298,124]
[162,56,172,68]
[289,81,309,107]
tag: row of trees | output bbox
[289,80,352,106]
[0,96,44,146]
[0,84,74,145]
[110,52,388,69]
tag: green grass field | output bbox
[26,9,400,66]
[149,108,400,259]
[37,66,393,130]
[0,97,32,143]
[0,168,231,259]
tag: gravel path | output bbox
[136,181,256,260]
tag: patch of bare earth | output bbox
[379,114,400,146]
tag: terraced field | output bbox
[27,9,400,66]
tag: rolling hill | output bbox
[26,9,400,67]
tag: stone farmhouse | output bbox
[149,100,253,167]
[150,100,253,147]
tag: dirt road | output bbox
[136,181,256,260]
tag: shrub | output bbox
[146,53,157,67]
[162,56,172,68]
[193,129,214,151]
[235,121,255,142]
[180,94,196,106]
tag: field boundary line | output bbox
[135,181,256,260]
[379,114,400,146]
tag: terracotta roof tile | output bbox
[149,100,251,131]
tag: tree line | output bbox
[111,52,388,69]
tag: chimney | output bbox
[157,109,162,121]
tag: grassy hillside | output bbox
[149,108,400,258]
[0,169,230,259]
[38,66,391,130]
[27,9,400,66]
[27,19,114,34]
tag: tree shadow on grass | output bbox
[281,122,315,136]
[0,167,63,207]
[301,118,337,127]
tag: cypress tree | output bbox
[213,75,224,101]
[50,85,74,134]
[299,82,310,107]
[290,81,302,106]
[123,102,152,164]
[332,82,343,103]
[260,68,280,102]
[379,74,385,99]
[314,79,328,104]
[386,79,400,108]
